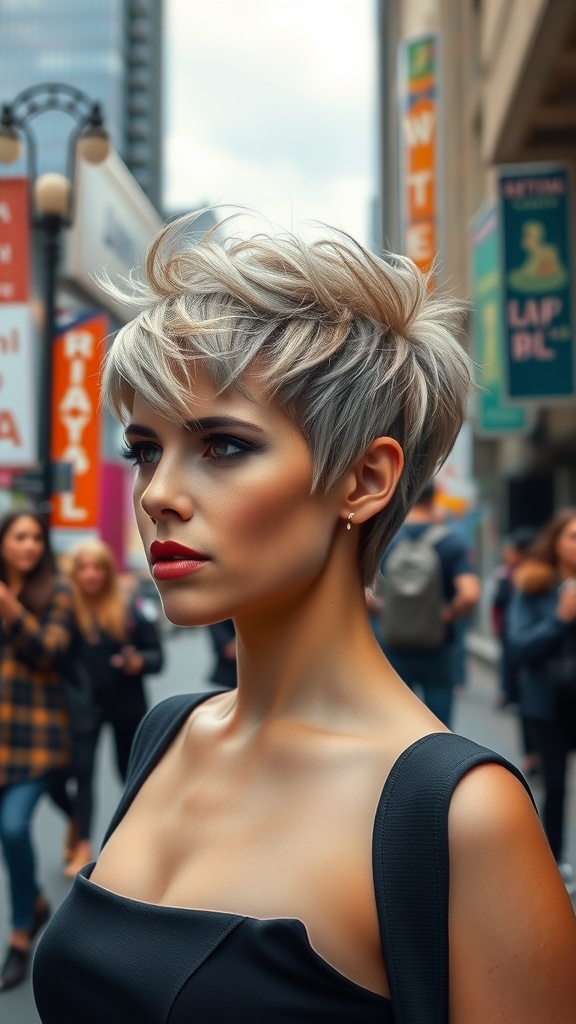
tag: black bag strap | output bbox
[372,732,534,1024]
[101,692,214,849]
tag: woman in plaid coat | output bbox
[0,511,74,992]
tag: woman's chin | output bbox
[159,595,232,629]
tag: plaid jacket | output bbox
[0,578,73,788]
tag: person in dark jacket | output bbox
[491,527,540,775]
[60,540,163,877]
[507,509,576,890]
[0,511,75,991]
[207,619,237,689]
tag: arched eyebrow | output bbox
[124,416,266,438]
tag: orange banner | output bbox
[0,178,30,304]
[50,313,106,528]
[399,36,438,278]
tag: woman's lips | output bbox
[150,540,210,581]
[152,559,208,581]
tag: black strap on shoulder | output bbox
[372,732,534,1024]
[101,692,214,849]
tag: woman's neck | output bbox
[229,548,396,730]
[5,566,25,595]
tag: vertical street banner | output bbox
[0,177,37,467]
[50,311,106,528]
[398,34,438,278]
[470,205,526,434]
[498,164,574,401]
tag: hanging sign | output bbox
[498,163,574,401]
[470,205,527,434]
[50,311,106,528]
[0,177,36,467]
[0,177,30,304]
[398,34,439,279]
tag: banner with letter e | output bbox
[498,163,574,401]
[398,33,439,281]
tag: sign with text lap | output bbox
[470,206,526,434]
[498,164,575,401]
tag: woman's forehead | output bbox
[130,367,275,428]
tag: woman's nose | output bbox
[139,463,195,523]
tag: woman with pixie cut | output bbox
[34,216,576,1023]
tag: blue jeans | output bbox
[0,775,51,930]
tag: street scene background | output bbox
[1,0,576,1016]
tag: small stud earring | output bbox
[346,512,355,530]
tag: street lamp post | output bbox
[0,82,110,517]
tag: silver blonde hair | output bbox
[103,213,470,583]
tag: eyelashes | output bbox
[120,440,159,467]
[120,433,263,467]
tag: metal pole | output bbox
[37,213,61,518]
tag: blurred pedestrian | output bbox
[0,512,74,991]
[207,619,237,689]
[378,481,480,727]
[59,540,164,877]
[508,509,576,891]
[491,526,537,704]
[34,216,576,1021]
[491,526,540,776]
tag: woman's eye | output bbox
[207,438,244,460]
[120,441,161,467]
[203,434,254,461]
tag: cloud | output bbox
[165,0,376,243]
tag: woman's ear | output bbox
[342,437,404,525]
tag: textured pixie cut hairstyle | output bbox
[103,214,470,583]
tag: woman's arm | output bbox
[506,588,570,663]
[448,764,576,1023]
[1,579,75,672]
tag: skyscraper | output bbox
[0,0,163,210]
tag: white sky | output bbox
[164,0,377,244]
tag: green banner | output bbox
[471,206,526,434]
[499,164,574,400]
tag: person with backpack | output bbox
[378,482,479,727]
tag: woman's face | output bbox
[555,517,576,573]
[124,369,347,626]
[73,554,108,597]
[1,515,45,575]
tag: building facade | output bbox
[378,0,576,629]
[0,0,163,211]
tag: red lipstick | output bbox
[150,540,210,581]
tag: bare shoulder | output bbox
[447,762,576,1024]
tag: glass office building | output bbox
[0,0,162,210]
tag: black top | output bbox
[33,692,532,1024]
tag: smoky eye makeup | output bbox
[120,439,161,467]
[120,428,267,468]
[200,431,266,462]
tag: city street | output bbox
[2,626,575,1022]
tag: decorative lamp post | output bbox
[0,83,110,517]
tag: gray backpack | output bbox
[380,525,447,650]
